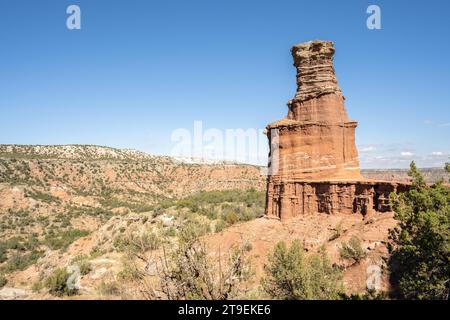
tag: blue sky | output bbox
[1,0,449,168]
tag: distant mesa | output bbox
[265,40,409,220]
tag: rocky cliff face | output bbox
[265,41,406,220]
[267,40,361,181]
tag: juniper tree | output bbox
[388,162,450,300]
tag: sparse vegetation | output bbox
[32,279,45,293]
[214,219,227,233]
[0,245,7,264]
[26,190,60,204]
[342,289,387,300]
[97,280,121,297]
[178,215,211,244]
[45,268,78,297]
[262,241,343,300]
[0,274,7,288]
[113,229,162,254]
[329,221,344,241]
[71,255,93,276]
[1,250,44,273]
[176,188,264,208]
[157,239,250,300]
[174,189,265,227]
[44,229,90,250]
[339,236,367,264]
[99,198,153,213]
[10,145,412,300]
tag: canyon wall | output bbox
[265,180,409,219]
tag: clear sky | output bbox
[1,0,449,168]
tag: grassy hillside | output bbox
[0,145,265,297]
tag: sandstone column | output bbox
[265,40,363,219]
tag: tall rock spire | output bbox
[267,40,361,181]
[291,41,341,102]
[265,40,408,221]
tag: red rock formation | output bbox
[267,41,361,181]
[265,41,407,220]
[265,180,410,220]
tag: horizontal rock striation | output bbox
[291,41,341,102]
[267,40,361,181]
[266,180,410,219]
[265,40,407,220]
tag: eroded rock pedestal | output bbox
[265,41,408,220]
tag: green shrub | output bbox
[262,241,343,300]
[178,216,211,244]
[163,226,177,237]
[114,230,161,253]
[45,268,77,297]
[339,236,366,263]
[175,189,265,223]
[26,191,59,204]
[0,246,6,263]
[71,256,92,276]
[44,229,90,250]
[223,211,239,225]
[0,274,7,288]
[97,280,121,296]
[3,237,25,250]
[24,235,40,251]
[239,206,262,222]
[341,289,387,300]
[1,250,44,273]
[388,162,450,300]
[89,247,105,259]
[215,219,227,233]
[329,221,344,241]
[32,280,44,293]
[99,198,153,213]
[159,239,249,300]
